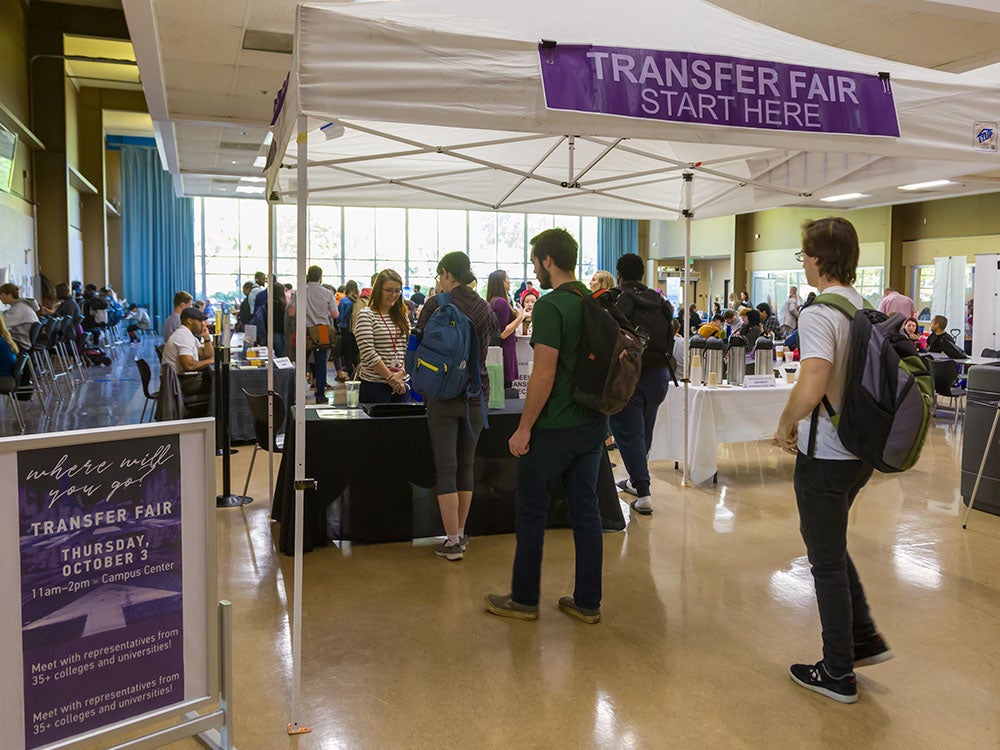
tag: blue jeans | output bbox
[794,452,877,674]
[312,348,328,401]
[511,418,607,610]
[608,367,669,497]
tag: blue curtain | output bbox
[121,147,194,332]
[597,218,639,273]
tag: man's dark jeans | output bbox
[312,348,328,401]
[511,418,607,611]
[794,452,878,675]
[609,367,669,497]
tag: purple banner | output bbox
[538,44,899,137]
[18,435,183,749]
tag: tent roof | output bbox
[266,0,1000,220]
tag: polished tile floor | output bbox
[193,411,997,749]
[11,358,999,749]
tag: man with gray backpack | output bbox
[775,217,932,704]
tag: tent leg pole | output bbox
[681,171,694,489]
[287,114,312,738]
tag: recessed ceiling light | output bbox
[897,180,956,191]
[253,156,266,168]
[236,186,264,194]
[820,193,869,202]
[240,177,266,183]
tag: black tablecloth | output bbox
[271,400,625,553]
[228,366,295,442]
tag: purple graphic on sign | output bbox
[538,44,900,137]
[18,435,183,749]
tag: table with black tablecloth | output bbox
[271,400,625,554]
[228,366,295,442]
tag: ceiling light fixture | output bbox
[253,156,267,168]
[236,186,264,194]
[820,193,869,202]
[897,180,956,191]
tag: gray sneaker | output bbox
[459,535,469,551]
[434,541,464,561]
[484,593,539,620]
[558,596,601,624]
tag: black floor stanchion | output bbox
[215,344,252,508]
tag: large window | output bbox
[193,198,599,302]
[911,264,975,321]
[750,267,885,312]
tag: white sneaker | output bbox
[617,479,638,497]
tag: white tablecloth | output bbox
[649,380,794,484]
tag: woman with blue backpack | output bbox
[414,252,497,561]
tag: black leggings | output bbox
[426,396,485,495]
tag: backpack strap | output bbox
[465,316,489,432]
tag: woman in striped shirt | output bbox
[354,269,410,403]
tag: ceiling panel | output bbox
[162,60,236,96]
[159,21,244,65]
[707,0,1000,72]
[153,0,251,27]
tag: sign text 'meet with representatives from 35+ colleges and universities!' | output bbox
[538,44,900,137]
[18,434,184,750]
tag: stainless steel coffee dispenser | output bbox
[705,337,724,386]
[754,335,775,377]
[727,335,747,386]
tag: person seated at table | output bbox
[354,268,409,403]
[0,283,39,350]
[736,308,763,346]
[417,252,496,561]
[722,309,738,337]
[697,314,726,339]
[126,303,151,343]
[162,291,193,343]
[926,315,967,359]
[901,317,925,352]
[162,307,215,398]
[757,302,781,337]
[671,318,686,374]
[0,315,19,392]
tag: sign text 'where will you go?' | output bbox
[539,45,900,137]
[18,434,184,749]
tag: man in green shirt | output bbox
[485,228,608,624]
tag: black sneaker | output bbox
[854,633,893,667]
[789,661,857,704]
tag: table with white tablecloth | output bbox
[649,380,795,485]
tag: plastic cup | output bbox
[345,380,360,408]
[784,351,794,364]
[707,371,719,387]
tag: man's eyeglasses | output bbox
[794,251,805,263]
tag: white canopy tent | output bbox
[263,0,1000,733]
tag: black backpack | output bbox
[557,284,647,415]
[616,285,677,382]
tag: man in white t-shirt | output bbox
[162,307,215,397]
[775,217,891,705]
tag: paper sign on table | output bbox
[743,374,778,389]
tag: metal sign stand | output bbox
[104,601,238,750]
